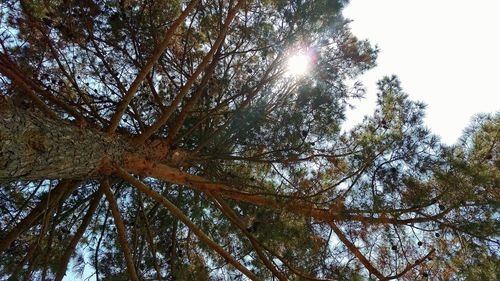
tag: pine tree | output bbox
[0,1,498,280]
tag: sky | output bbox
[63,2,500,280]
[342,0,500,144]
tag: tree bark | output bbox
[0,101,126,181]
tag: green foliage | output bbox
[0,0,497,280]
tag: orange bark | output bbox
[121,153,443,227]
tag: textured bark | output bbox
[0,103,126,181]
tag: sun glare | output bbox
[286,52,312,76]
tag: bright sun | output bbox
[286,53,312,76]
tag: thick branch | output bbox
[101,179,140,281]
[122,154,438,226]
[134,0,244,144]
[116,168,260,281]
[107,0,200,133]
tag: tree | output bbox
[0,0,498,280]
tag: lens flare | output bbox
[286,52,312,76]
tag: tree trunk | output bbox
[0,102,126,181]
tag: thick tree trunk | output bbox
[0,102,126,181]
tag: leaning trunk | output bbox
[0,102,126,181]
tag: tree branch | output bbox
[134,0,244,144]
[328,222,386,280]
[121,154,439,226]
[54,187,104,281]
[0,54,85,123]
[0,61,57,119]
[101,179,140,281]
[107,0,200,133]
[116,167,260,281]
[386,248,435,280]
[137,192,163,281]
[0,180,79,253]
[208,192,287,281]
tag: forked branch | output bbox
[107,0,200,133]
[134,0,244,144]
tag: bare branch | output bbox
[386,248,436,280]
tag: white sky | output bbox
[342,0,500,144]
[64,4,499,279]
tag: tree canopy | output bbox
[0,0,498,280]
